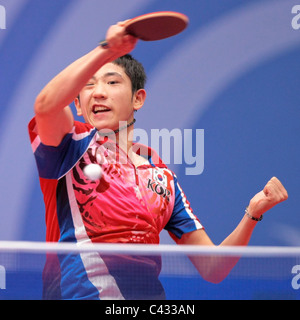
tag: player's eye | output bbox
[108,80,119,85]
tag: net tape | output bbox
[0,241,299,257]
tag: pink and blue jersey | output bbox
[28,118,203,300]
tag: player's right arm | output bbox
[34,21,137,146]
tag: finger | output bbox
[124,34,138,44]
[264,181,282,202]
[269,177,282,190]
[264,177,288,203]
[272,177,288,198]
[264,178,278,196]
[270,177,288,200]
[117,19,131,27]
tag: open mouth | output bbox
[93,105,111,114]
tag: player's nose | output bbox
[93,83,108,99]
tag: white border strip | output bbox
[65,173,124,300]
[0,241,300,258]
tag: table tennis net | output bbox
[0,242,299,300]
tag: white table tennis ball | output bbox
[83,163,103,181]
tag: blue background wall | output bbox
[0,0,299,247]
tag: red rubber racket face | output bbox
[125,11,189,41]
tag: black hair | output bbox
[112,54,147,94]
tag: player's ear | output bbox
[133,89,146,111]
[74,96,83,116]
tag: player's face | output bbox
[75,63,145,132]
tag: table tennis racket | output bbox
[100,11,189,47]
[124,11,189,41]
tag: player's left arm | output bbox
[176,177,288,283]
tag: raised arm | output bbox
[177,177,288,283]
[34,21,137,146]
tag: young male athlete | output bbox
[28,21,288,299]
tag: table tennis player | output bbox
[28,20,288,300]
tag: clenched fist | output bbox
[248,177,288,219]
